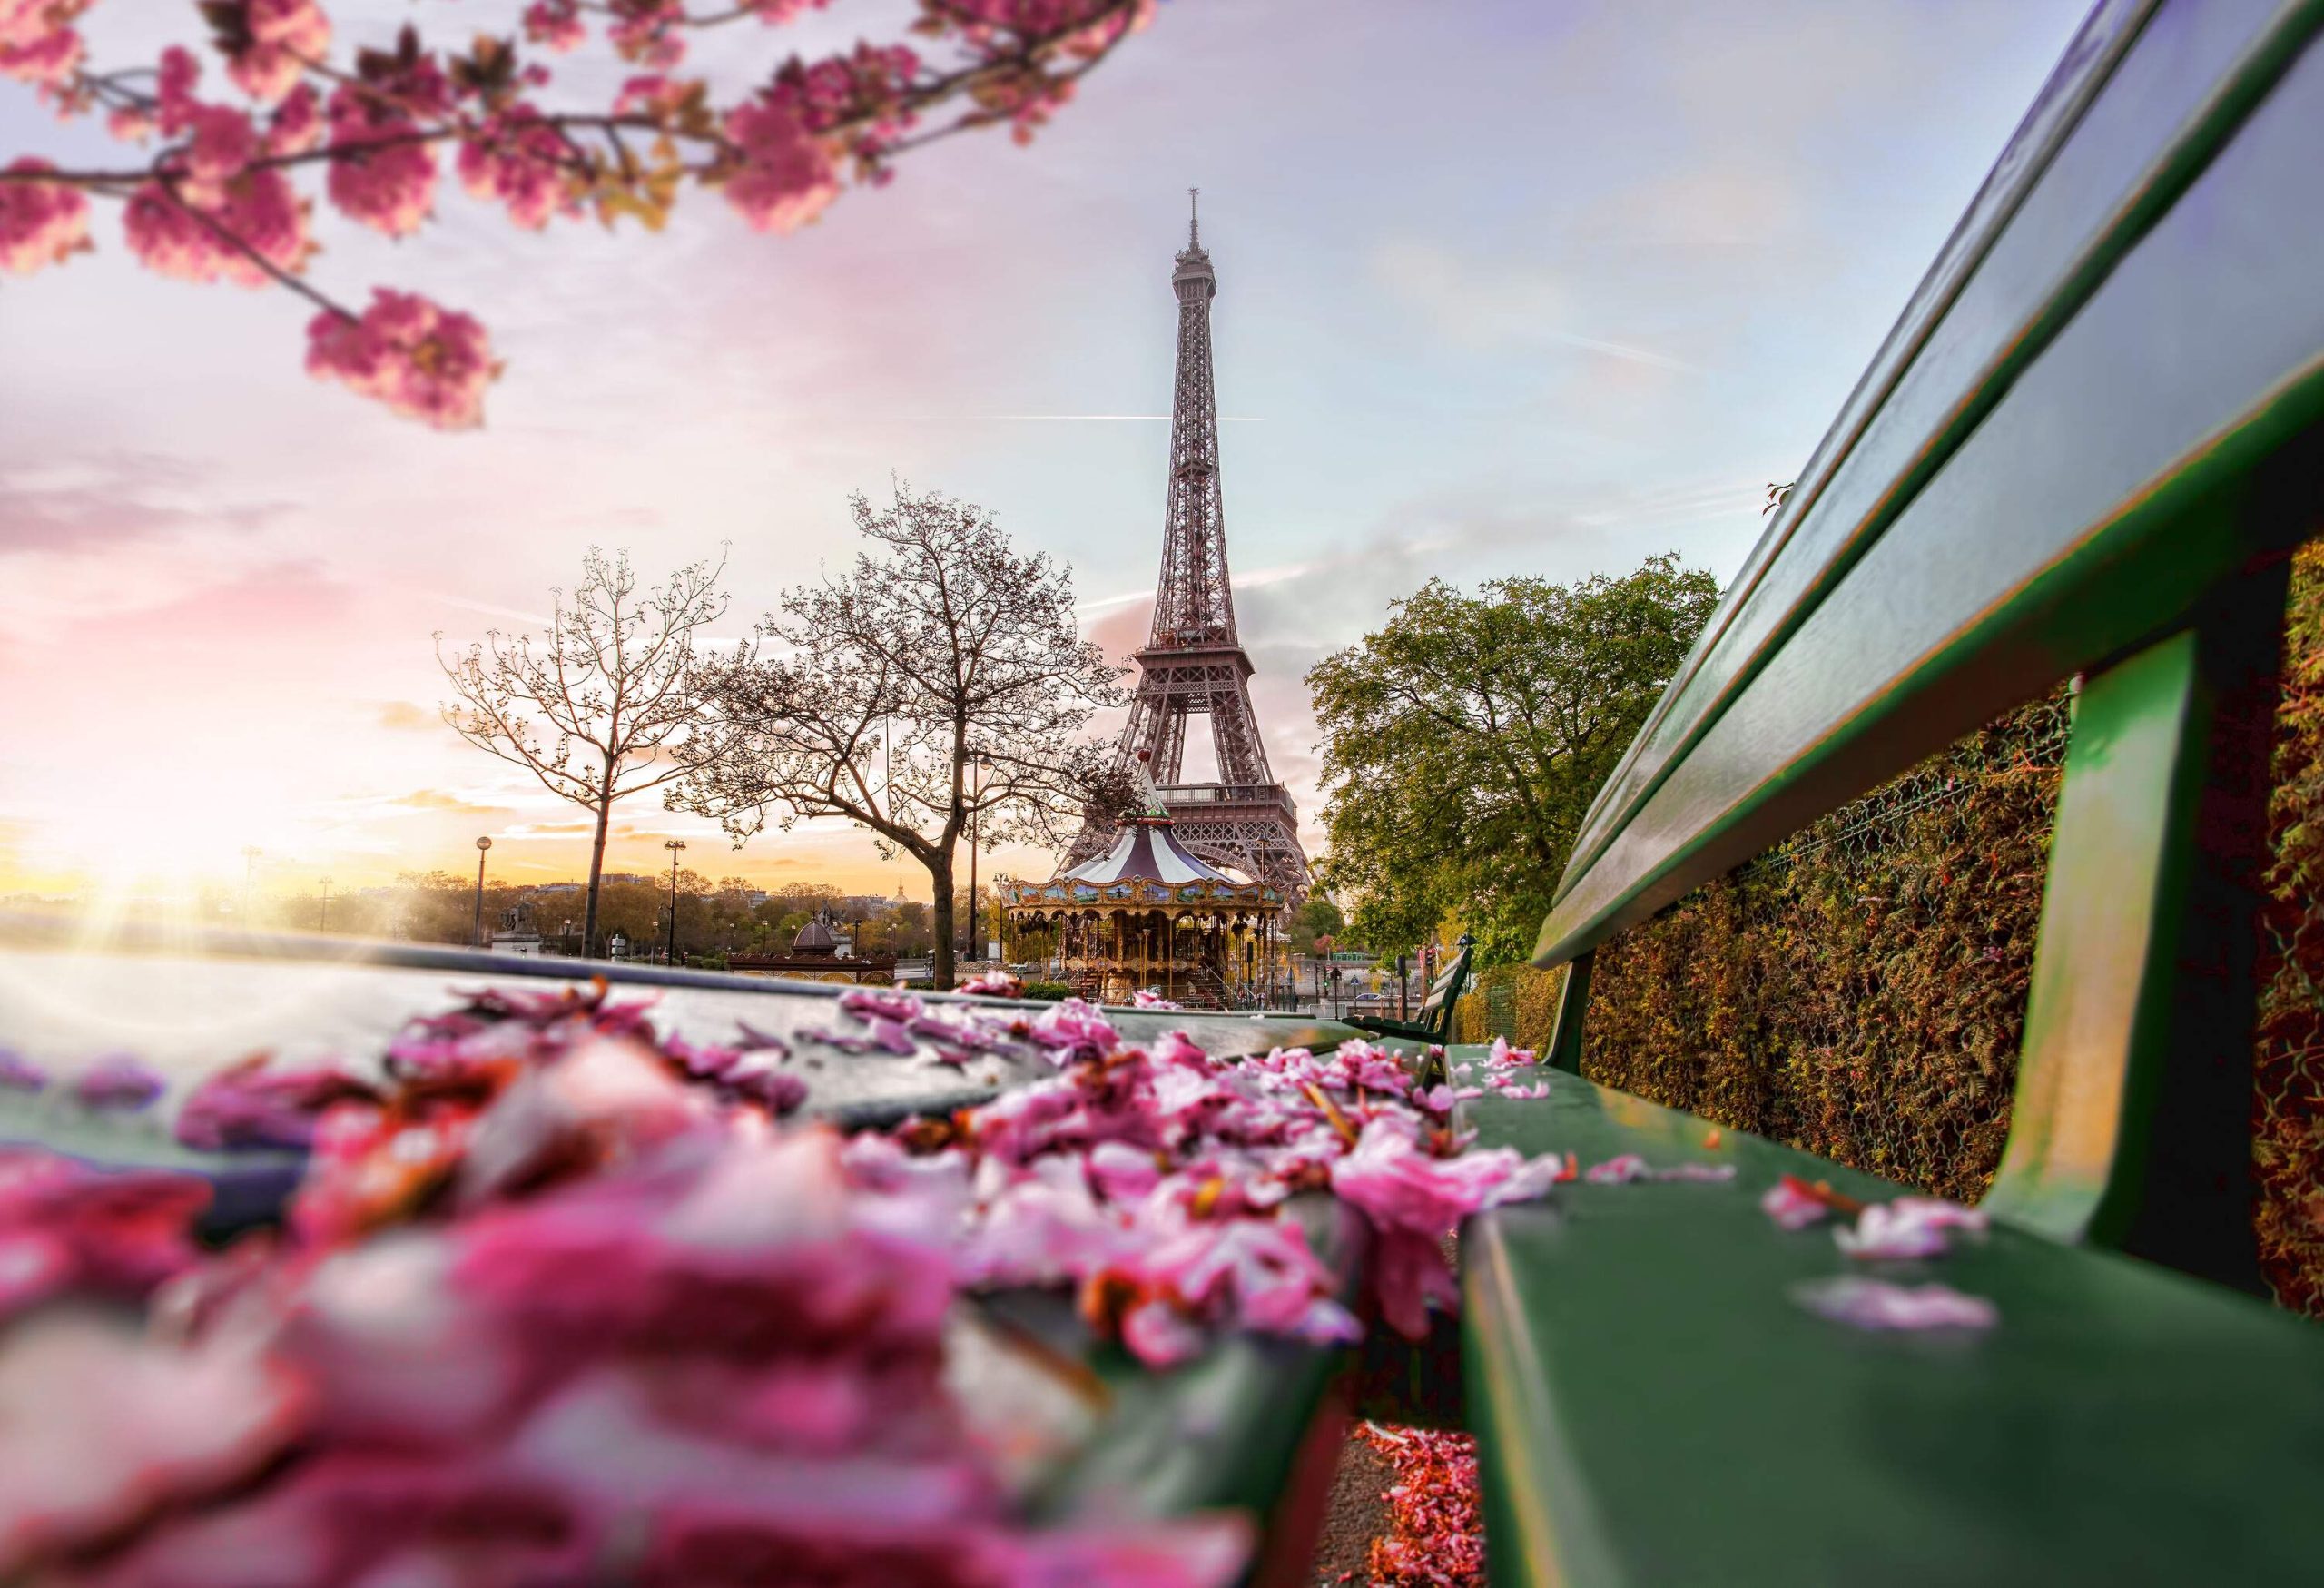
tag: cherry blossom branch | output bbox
[0,0,1155,428]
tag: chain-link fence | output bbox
[1581,691,2068,1204]
[1452,554,2324,1316]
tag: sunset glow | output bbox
[1,0,2086,909]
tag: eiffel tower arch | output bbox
[1068,196,1312,902]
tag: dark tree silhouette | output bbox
[438,547,738,956]
[678,483,1130,988]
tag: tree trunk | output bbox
[929,850,956,991]
[583,794,613,959]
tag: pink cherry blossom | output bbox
[174,1055,378,1151]
[0,1151,212,1323]
[323,88,438,237]
[743,0,826,24]
[721,96,839,234]
[265,82,322,156]
[1484,1035,1536,1068]
[841,986,923,1022]
[0,0,85,88]
[609,2,689,70]
[0,159,86,274]
[224,0,330,103]
[1792,1276,1998,1332]
[522,1,589,54]
[179,104,261,192]
[1025,997,1117,1062]
[960,969,1025,996]
[1834,1197,1989,1261]
[123,168,310,286]
[1759,1174,1834,1230]
[1584,1152,1650,1184]
[72,1054,166,1110]
[0,1314,309,1577]
[305,288,497,429]
[156,45,203,135]
[457,106,577,230]
[1329,1119,1559,1338]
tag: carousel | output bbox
[1000,806,1285,1009]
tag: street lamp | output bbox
[472,836,493,950]
[318,877,333,932]
[964,748,988,964]
[664,838,686,966]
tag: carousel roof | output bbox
[1061,815,1242,887]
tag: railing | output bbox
[1155,782,1298,815]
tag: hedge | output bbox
[1452,547,2324,1317]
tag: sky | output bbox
[0,0,2091,907]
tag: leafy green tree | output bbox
[1286,897,1346,956]
[1306,554,1720,965]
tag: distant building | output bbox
[728,912,895,986]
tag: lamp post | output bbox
[664,838,686,966]
[318,877,333,932]
[472,836,493,950]
[963,748,987,964]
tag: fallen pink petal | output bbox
[1791,1277,2000,1331]
[1835,1197,1991,1261]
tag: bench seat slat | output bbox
[1451,1051,2324,1585]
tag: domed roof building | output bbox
[729,909,894,987]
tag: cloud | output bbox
[0,450,294,556]
[376,700,436,730]
[392,789,500,814]
[1370,242,1699,371]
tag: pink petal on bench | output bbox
[1760,1176,1833,1229]
[1485,1036,1537,1069]
[1792,1277,1998,1331]
[1834,1197,1989,1260]
[1584,1154,1650,1183]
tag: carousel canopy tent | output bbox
[1060,816,1247,887]
[1003,813,1285,1009]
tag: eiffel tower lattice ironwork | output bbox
[1068,195,1312,900]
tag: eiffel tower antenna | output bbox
[1065,202,1311,901]
[1188,185,1199,247]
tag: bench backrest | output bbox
[1413,935,1475,1038]
[1537,0,2324,1294]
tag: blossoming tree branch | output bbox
[0,0,1154,427]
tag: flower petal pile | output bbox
[0,987,1573,1583]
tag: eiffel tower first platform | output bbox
[1067,197,1313,902]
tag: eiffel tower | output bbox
[1068,194,1311,901]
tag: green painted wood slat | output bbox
[1541,0,2324,967]
[1449,1052,2324,1588]
[1537,7,2324,969]
[1986,567,2287,1288]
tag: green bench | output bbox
[1458,1,2324,1579]
[1346,932,1474,1048]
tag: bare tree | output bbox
[677,483,1132,988]
[438,547,738,956]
